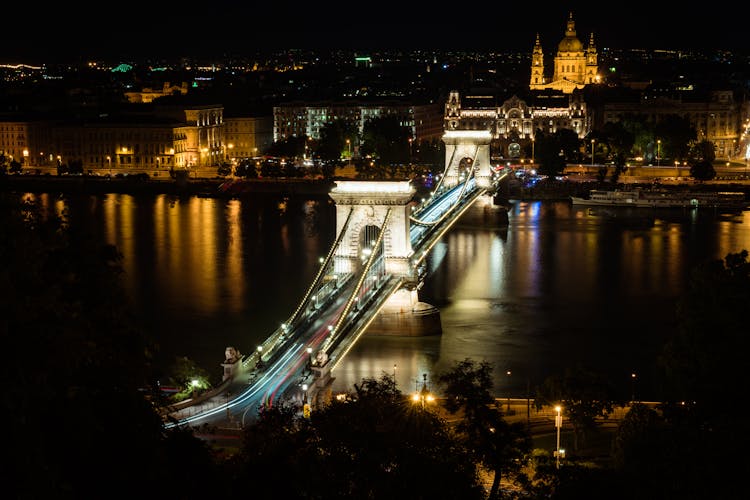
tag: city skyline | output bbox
[1,4,745,63]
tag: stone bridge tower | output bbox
[328,180,441,336]
[442,129,493,188]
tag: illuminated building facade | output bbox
[273,101,444,145]
[444,90,590,158]
[529,12,599,94]
[223,116,274,160]
[1,104,229,172]
[600,89,746,160]
[124,82,189,103]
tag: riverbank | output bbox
[3,173,750,203]
[0,174,333,198]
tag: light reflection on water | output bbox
[24,192,750,400]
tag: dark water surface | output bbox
[28,191,750,401]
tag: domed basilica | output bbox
[530,12,600,93]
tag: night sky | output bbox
[1,3,745,62]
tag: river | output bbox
[24,190,750,401]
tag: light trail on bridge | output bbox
[163,172,502,429]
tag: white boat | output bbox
[571,189,645,206]
[571,189,747,209]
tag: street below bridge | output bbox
[191,398,654,461]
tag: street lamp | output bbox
[346,139,352,167]
[590,139,595,167]
[225,390,231,420]
[554,405,564,469]
[656,139,662,165]
[412,373,434,409]
[631,372,637,403]
[302,383,310,418]
[506,370,512,412]
[531,136,535,165]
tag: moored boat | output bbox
[571,188,748,209]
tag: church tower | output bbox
[529,33,545,89]
[585,32,599,84]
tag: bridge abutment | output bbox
[365,288,442,336]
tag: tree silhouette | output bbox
[437,359,531,499]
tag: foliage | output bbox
[689,139,717,180]
[654,114,696,161]
[690,138,716,163]
[689,159,716,181]
[226,373,484,499]
[234,158,258,178]
[265,135,307,158]
[0,193,215,498]
[167,355,212,400]
[534,364,617,451]
[413,137,445,168]
[534,131,566,178]
[437,359,531,499]
[316,120,356,162]
[598,121,634,183]
[217,162,232,176]
[611,403,663,471]
[361,114,411,169]
[659,250,750,413]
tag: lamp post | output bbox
[408,137,413,164]
[531,136,535,165]
[346,139,352,167]
[225,390,231,421]
[302,383,310,418]
[412,373,434,409]
[590,139,595,167]
[631,372,637,404]
[555,405,563,469]
[656,139,661,166]
[506,370,512,412]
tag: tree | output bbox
[227,374,484,499]
[414,137,445,170]
[265,135,307,158]
[689,159,716,181]
[659,250,750,413]
[361,114,411,173]
[555,128,582,164]
[316,120,356,163]
[235,158,258,178]
[534,364,616,451]
[217,162,232,176]
[437,359,531,499]
[167,355,212,400]
[534,131,566,178]
[654,114,696,162]
[689,139,717,181]
[600,121,635,183]
[0,192,215,498]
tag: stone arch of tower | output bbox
[328,181,415,278]
[442,130,493,188]
[352,222,387,270]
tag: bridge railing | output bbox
[320,208,392,356]
[242,207,356,371]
